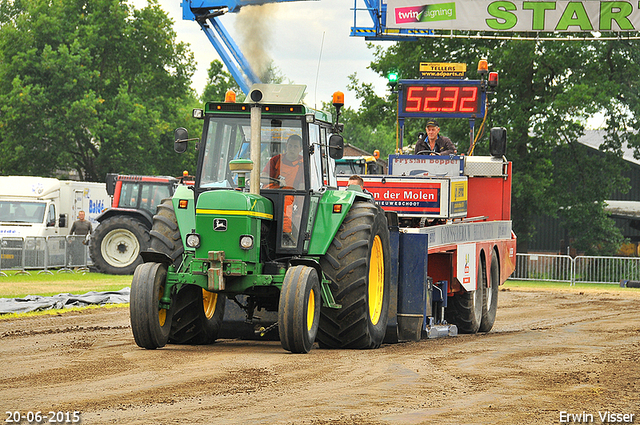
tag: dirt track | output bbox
[1,286,639,425]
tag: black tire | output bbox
[148,199,184,268]
[130,262,173,349]
[145,199,225,345]
[446,256,484,334]
[318,202,391,349]
[90,216,150,275]
[278,266,321,353]
[169,284,225,344]
[479,250,500,332]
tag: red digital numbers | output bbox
[404,85,479,114]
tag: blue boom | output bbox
[180,0,314,94]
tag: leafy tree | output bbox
[201,59,242,103]
[0,0,198,181]
[341,74,398,157]
[346,37,635,254]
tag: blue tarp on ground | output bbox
[0,288,130,314]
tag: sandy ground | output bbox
[0,286,638,425]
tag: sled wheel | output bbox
[445,255,485,334]
[169,284,225,345]
[130,262,173,349]
[90,216,150,275]
[480,249,500,332]
[278,265,321,353]
[318,202,391,349]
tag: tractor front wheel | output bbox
[130,262,173,349]
[169,284,225,345]
[278,265,321,353]
[318,202,391,349]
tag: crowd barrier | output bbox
[512,253,640,285]
[3,240,639,283]
[0,236,91,275]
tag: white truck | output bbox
[0,176,110,239]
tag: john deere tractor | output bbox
[130,85,391,353]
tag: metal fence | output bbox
[512,253,640,285]
[3,240,639,283]
[0,236,90,275]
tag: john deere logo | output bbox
[213,218,227,231]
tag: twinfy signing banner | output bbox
[388,0,640,32]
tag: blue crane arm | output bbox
[182,0,310,16]
[350,0,432,41]
[181,0,316,94]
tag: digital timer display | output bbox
[400,83,483,117]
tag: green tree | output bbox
[342,73,398,157]
[346,37,634,254]
[0,0,198,181]
[201,59,241,103]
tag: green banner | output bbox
[388,0,640,32]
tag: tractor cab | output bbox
[175,85,344,256]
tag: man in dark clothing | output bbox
[70,210,92,236]
[69,210,91,268]
[414,119,456,155]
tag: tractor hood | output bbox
[196,190,273,219]
[193,190,273,262]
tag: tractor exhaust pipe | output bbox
[249,89,263,195]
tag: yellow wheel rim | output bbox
[202,289,218,320]
[368,235,384,326]
[307,289,316,331]
[158,285,167,327]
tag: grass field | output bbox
[503,279,640,293]
[1,270,638,300]
[0,272,637,320]
[0,270,132,298]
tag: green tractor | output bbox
[130,86,391,353]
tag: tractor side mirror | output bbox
[329,134,344,160]
[105,173,118,196]
[489,127,507,158]
[58,214,67,228]
[174,127,189,154]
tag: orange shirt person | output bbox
[263,135,303,189]
[262,135,304,237]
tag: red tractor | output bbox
[89,174,190,274]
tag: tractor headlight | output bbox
[186,233,201,249]
[239,235,254,250]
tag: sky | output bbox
[132,0,391,108]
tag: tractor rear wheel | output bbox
[90,216,150,275]
[169,284,225,344]
[479,250,500,332]
[130,262,173,349]
[278,265,321,353]
[148,199,184,268]
[318,202,390,349]
[446,256,485,334]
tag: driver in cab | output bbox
[414,119,456,156]
[262,134,304,189]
